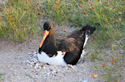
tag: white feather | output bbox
[37,51,67,66]
[83,34,89,48]
[81,34,89,59]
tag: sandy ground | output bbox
[0,23,105,82]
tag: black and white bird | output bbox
[37,22,96,66]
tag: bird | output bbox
[37,22,96,66]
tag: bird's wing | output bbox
[56,37,78,52]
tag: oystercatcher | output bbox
[37,22,96,66]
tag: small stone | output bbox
[68,68,72,70]
[50,65,55,69]
[36,72,38,75]
[41,65,43,68]
[28,53,31,55]
[43,77,47,79]
[33,52,37,56]
[27,60,30,62]
[57,69,60,72]
[34,63,40,69]
[34,70,36,73]
[46,72,50,76]
[70,65,76,69]
[52,70,56,74]
[43,66,46,69]
[23,61,25,63]
[38,66,42,69]
[30,65,33,67]
[79,79,82,81]
[15,70,17,71]
[38,61,40,63]
[68,64,71,68]
[83,80,88,82]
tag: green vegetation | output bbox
[0,73,5,81]
[0,0,41,42]
[0,0,124,82]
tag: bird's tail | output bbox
[68,25,96,39]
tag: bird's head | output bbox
[39,22,53,48]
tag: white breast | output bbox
[81,34,89,58]
[83,34,89,48]
[37,51,67,66]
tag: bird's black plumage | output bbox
[38,22,96,65]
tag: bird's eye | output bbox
[43,22,53,31]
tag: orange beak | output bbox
[40,30,49,47]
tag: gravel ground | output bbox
[0,24,105,82]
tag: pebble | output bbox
[57,69,60,72]
[15,70,17,71]
[46,72,50,76]
[28,53,31,55]
[83,80,88,82]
